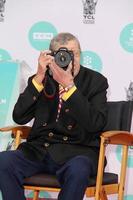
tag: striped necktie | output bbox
[56,85,68,122]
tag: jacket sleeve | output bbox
[64,75,108,132]
[12,76,42,125]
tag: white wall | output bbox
[0,0,133,199]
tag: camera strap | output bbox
[43,72,56,99]
[71,59,74,77]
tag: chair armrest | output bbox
[101,130,133,146]
[0,125,31,139]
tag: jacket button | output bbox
[65,108,70,113]
[67,125,73,130]
[44,143,50,147]
[43,122,47,127]
[48,132,54,137]
[33,96,37,101]
[63,136,68,141]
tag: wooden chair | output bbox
[0,101,133,200]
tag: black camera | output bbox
[50,47,74,68]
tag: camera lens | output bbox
[54,48,73,68]
[59,54,66,62]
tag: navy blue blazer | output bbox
[13,65,108,168]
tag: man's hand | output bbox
[49,60,74,88]
[34,51,54,84]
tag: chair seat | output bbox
[24,172,118,188]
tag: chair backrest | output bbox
[103,101,133,132]
[95,101,133,200]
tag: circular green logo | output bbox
[116,145,133,168]
[124,195,133,200]
[28,21,58,51]
[80,51,102,72]
[120,23,133,53]
[0,49,11,61]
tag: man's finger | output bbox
[49,60,60,74]
[41,50,51,55]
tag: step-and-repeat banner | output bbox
[0,61,20,150]
[0,0,133,199]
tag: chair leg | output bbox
[33,190,39,200]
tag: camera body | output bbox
[50,47,74,68]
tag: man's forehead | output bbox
[56,41,80,51]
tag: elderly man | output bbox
[0,32,108,200]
